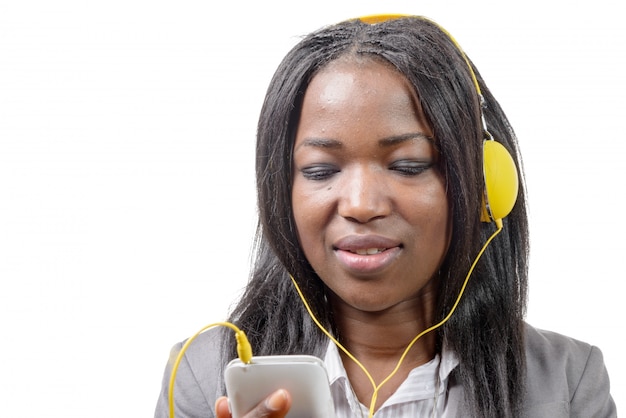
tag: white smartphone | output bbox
[224,355,336,418]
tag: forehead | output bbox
[306,56,417,107]
[296,57,431,140]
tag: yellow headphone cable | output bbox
[167,224,503,418]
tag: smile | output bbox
[335,246,401,274]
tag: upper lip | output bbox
[333,234,402,252]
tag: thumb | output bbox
[215,396,231,418]
[264,389,291,412]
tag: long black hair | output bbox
[223,16,529,417]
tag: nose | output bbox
[337,166,392,223]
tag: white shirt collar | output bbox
[323,339,459,413]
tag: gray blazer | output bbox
[154,324,617,417]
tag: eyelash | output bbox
[300,161,432,181]
[389,160,433,176]
[300,164,339,181]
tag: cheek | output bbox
[292,184,327,255]
[404,180,451,249]
[426,188,452,256]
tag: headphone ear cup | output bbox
[480,140,519,223]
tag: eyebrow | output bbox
[295,132,433,151]
[378,132,434,147]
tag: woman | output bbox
[155,15,616,417]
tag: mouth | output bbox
[333,234,401,253]
[351,247,388,255]
[332,235,402,274]
[334,246,401,274]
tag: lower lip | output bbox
[334,247,401,274]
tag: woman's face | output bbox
[292,58,451,313]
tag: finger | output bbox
[215,396,231,418]
[252,389,291,417]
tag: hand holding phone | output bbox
[224,355,336,418]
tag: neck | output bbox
[330,294,439,411]
[334,299,437,363]
[332,284,439,370]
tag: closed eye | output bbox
[300,164,339,181]
[389,160,433,176]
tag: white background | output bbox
[1,1,623,416]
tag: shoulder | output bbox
[524,323,595,382]
[178,325,229,381]
[154,326,229,418]
[521,323,616,417]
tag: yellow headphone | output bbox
[359,14,519,228]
